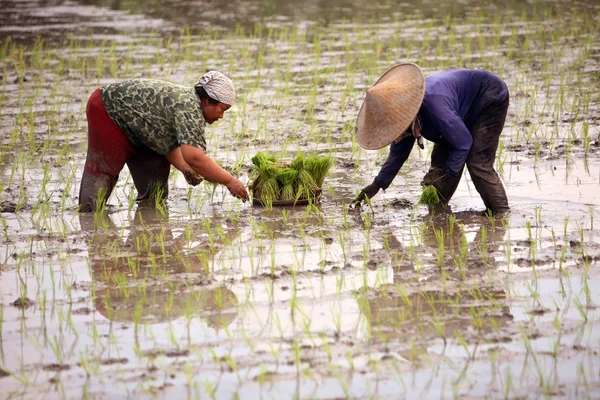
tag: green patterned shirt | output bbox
[100,79,206,154]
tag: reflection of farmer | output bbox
[78,70,249,212]
[95,283,239,328]
[420,211,507,270]
[360,215,511,350]
[79,204,239,327]
[359,286,511,346]
[380,211,508,273]
[353,64,510,215]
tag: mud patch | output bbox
[99,358,128,365]
[0,201,17,213]
[144,349,190,358]
[11,297,33,308]
[43,363,71,372]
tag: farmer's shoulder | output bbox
[428,67,501,79]
[132,78,188,90]
[102,79,198,109]
[101,78,185,94]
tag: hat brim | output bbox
[356,63,425,150]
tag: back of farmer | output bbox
[353,63,509,215]
[78,70,248,213]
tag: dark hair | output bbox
[194,86,220,105]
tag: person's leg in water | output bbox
[127,148,171,203]
[78,88,136,212]
[466,93,510,214]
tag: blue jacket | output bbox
[373,69,508,190]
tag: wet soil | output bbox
[0,0,599,399]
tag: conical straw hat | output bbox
[356,63,425,150]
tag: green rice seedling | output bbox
[277,168,299,201]
[572,296,588,323]
[78,354,100,377]
[520,325,547,389]
[250,152,273,169]
[419,185,441,206]
[292,341,302,373]
[250,163,280,207]
[48,334,64,365]
[478,226,489,264]
[447,214,456,238]
[268,343,281,370]
[304,155,334,188]
[550,311,563,359]
[454,330,473,360]
[576,361,591,398]
[293,170,318,202]
[250,151,332,206]
[201,380,217,400]
[433,226,445,268]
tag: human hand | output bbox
[226,177,249,202]
[353,181,381,206]
[421,167,445,187]
[183,169,204,186]
[422,168,459,204]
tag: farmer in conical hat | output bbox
[353,63,509,215]
[78,70,248,212]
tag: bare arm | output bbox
[165,147,204,186]
[165,147,192,173]
[180,144,248,201]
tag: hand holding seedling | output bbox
[353,181,381,207]
[183,169,204,186]
[354,64,510,214]
[421,167,445,186]
[421,167,455,205]
[78,71,240,212]
[226,177,249,202]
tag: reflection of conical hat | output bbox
[356,63,425,150]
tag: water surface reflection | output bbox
[79,203,239,328]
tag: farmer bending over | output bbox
[78,70,249,212]
[353,63,509,214]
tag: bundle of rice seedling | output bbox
[277,168,299,201]
[304,155,333,187]
[251,162,280,207]
[419,185,442,206]
[250,151,332,206]
[290,151,305,170]
[251,152,269,168]
[290,152,318,192]
[251,152,277,168]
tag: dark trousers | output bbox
[428,94,510,213]
[78,88,171,212]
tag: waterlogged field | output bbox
[0,0,599,398]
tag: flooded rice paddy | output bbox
[0,0,599,398]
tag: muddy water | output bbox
[0,0,553,43]
[1,0,600,399]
